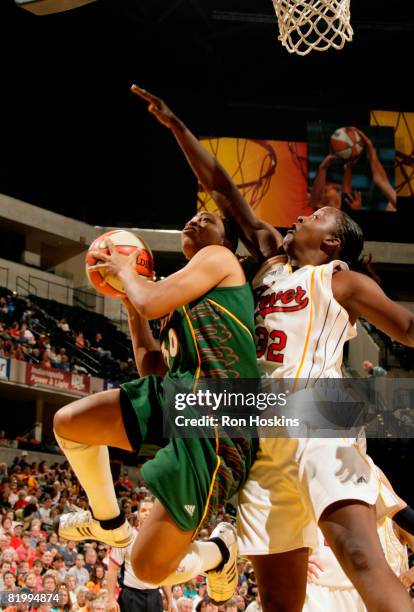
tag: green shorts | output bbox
[120,375,256,533]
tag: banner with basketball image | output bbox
[197,138,312,228]
[307,122,396,212]
[370,110,414,200]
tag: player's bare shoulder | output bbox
[191,245,245,286]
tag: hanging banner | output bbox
[25,364,90,394]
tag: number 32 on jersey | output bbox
[256,326,287,363]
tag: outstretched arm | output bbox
[130,84,282,261]
[332,271,414,347]
[122,298,167,377]
[309,154,336,209]
[358,129,397,207]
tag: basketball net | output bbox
[197,139,277,213]
[272,0,353,56]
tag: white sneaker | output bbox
[59,511,133,547]
[206,522,238,604]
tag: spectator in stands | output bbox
[41,353,53,369]
[76,590,97,612]
[52,553,67,583]
[175,597,193,612]
[14,490,28,511]
[18,323,36,346]
[56,585,73,612]
[362,359,387,377]
[55,349,71,372]
[9,322,20,340]
[23,570,37,593]
[46,346,59,369]
[62,541,77,568]
[183,578,198,600]
[72,586,88,611]
[38,495,53,528]
[9,522,23,548]
[41,550,54,573]
[59,320,70,333]
[1,570,17,593]
[43,571,58,593]
[195,597,218,612]
[51,482,62,505]
[95,546,108,570]
[83,548,97,574]
[32,559,44,590]
[223,599,238,612]
[67,554,89,587]
[0,561,13,589]
[0,516,14,537]
[191,581,207,611]
[65,574,77,606]
[75,333,86,350]
[86,563,106,593]
[47,533,60,553]
[34,540,48,562]
[15,531,35,565]
[90,333,112,362]
[171,585,184,606]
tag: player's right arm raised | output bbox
[130,84,282,261]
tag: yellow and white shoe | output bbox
[207,522,238,604]
[59,510,133,547]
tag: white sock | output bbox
[160,541,223,586]
[54,431,120,521]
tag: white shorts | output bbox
[303,582,366,612]
[237,436,380,556]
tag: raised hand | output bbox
[131,84,178,129]
[342,191,362,210]
[319,154,337,169]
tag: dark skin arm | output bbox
[130,84,282,262]
[122,297,167,377]
[332,270,414,347]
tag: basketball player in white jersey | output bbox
[131,84,414,612]
[304,461,414,612]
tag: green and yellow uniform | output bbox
[120,283,259,533]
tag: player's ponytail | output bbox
[222,217,239,253]
[335,211,379,280]
[335,210,364,270]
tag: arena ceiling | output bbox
[1,0,414,229]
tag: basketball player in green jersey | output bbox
[53,211,260,604]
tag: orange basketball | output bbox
[330,126,364,161]
[86,230,154,298]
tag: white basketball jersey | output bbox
[253,256,356,379]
